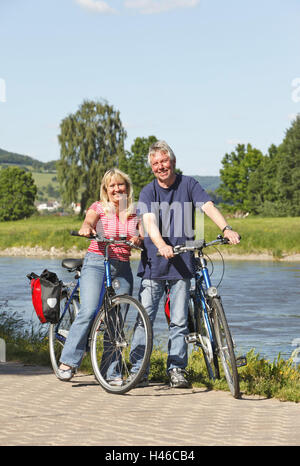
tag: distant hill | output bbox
[0,147,221,203]
[0,147,57,171]
[193,175,220,192]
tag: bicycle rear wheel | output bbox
[90,294,152,394]
[49,291,79,377]
[189,295,220,380]
[211,297,240,398]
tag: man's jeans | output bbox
[60,252,133,374]
[131,278,190,375]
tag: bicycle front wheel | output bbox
[211,297,240,398]
[189,295,219,380]
[49,292,79,377]
[90,294,152,395]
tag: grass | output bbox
[1,213,300,401]
[0,310,50,366]
[31,171,59,190]
[198,215,300,257]
[0,215,86,251]
[1,214,300,256]
[1,313,300,402]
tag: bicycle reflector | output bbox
[112,279,121,290]
[207,286,218,298]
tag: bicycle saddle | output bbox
[61,259,83,270]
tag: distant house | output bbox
[71,202,81,213]
[37,201,61,211]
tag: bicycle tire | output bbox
[49,291,79,377]
[211,296,240,398]
[89,294,152,395]
[189,295,220,380]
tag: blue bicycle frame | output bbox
[55,244,115,345]
[194,256,217,350]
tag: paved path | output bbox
[0,362,300,447]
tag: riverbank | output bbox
[1,215,300,260]
[1,245,300,261]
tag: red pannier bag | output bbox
[27,269,62,324]
[164,288,171,325]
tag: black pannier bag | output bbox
[27,269,62,324]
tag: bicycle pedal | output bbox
[185,333,198,344]
[236,355,247,367]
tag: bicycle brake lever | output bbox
[70,230,81,236]
[127,241,143,251]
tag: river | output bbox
[0,256,300,362]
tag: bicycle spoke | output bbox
[90,295,152,394]
[187,295,220,380]
[49,293,79,376]
[212,297,240,398]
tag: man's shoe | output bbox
[168,368,190,388]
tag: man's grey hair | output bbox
[148,140,176,165]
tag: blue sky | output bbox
[1,0,300,176]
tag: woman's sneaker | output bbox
[108,378,123,386]
[57,367,75,382]
[168,368,190,388]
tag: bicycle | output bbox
[163,235,246,398]
[48,232,152,395]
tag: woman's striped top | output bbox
[87,201,139,261]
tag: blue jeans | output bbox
[60,252,133,373]
[130,278,190,375]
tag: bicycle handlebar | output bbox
[70,231,143,251]
[156,235,233,257]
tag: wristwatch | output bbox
[222,225,233,233]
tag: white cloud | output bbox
[75,0,118,14]
[124,0,200,14]
[75,0,200,15]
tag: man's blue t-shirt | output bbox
[137,174,212,280]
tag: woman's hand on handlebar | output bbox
[128,235,143,248]
[78,223,97,237]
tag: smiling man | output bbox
[130,140,240,388]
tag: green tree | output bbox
[46,183,60,199]
[246,144,283,215]
[120,136,183,201]
[120,136,157,201]
[0,167,37,220]
[275,115,300,216]
[217,143,264,211]
[57,99,127,213]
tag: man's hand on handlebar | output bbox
[223,229,241,245]
[156,234,242,257]
[158,244,174,259]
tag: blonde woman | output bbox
[58,169,142,383]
